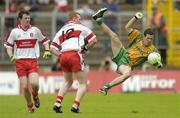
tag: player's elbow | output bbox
[93,38,97,45]
[125,26,133,34]
[89,38,97,47]
[125,24,130,32]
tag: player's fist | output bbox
[43,50,52,59]
[10,55,16,62]
[135,12,143,19]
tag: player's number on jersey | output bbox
[62,28,75,41]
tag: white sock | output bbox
[54,102,61,107]
[72,104,78,109]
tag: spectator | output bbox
[54,0,68,12]
[76,2,94,29]
[126,0,136,4]
[150,6,168,65]
[19,2,31,12]
[8,0,18,13]
[5,0,18,32]
[101,0,119,53]
[27,0,38,11]
[38,0,50,5]
[174,0,180,11]
[54,0,69,31]
[0,0,5,4]
[88,0,102,4]
[99,56,117,71]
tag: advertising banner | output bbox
[0,72,19,95]
[38,70,180,93]
[0,70,180,95]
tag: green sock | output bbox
[104,83,112,89]
[96,18,103,25]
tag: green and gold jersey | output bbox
[127,29,158,67]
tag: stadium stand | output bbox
[0,0,148,70]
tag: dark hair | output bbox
[144,28,154,36]
[18,11,30,19]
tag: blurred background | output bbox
[0,0,180,94]
[0,0,180,71]
[0,1,180,117]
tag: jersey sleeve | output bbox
[128,29,143,48]
[128,29,141,42]
[4,30,14,48]
[82,26,96,44]
[50,32,60,50]
[36,27,50,44]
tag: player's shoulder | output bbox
[31,26,40,30]
[78,24,92,32]
[31,26,45,33]
[128,29,141,36]
[9,27,20,34]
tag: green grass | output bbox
[0,93,180,118]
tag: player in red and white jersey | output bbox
[50,11,97,113]
[4,11,51,113]
[5,25,48,58]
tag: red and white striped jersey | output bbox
[4,25,50,59]
[50,22,96,52]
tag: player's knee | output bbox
[66,80,73,87]
[22,83,28,89]
[126,71,131,78]
[123,70,131,78]
[84,84,88,92]
[79,83,87,92]
[31,82,39,88]
[24,87,29,92]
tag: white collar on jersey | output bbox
[18,24,32,31]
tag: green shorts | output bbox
[112,48,130,67]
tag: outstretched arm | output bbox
[125,17,137,34]
[125,12,144,34]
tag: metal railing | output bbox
[0,11,146,65]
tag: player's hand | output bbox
[81,46,88,54]
[10,55,16,62]
[43,50,52,59]
[135,12,143,19]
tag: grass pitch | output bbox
[0,93,180,118]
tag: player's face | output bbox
[20,14,31,27]
[76,14,81,22]
[144,34,154,46]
